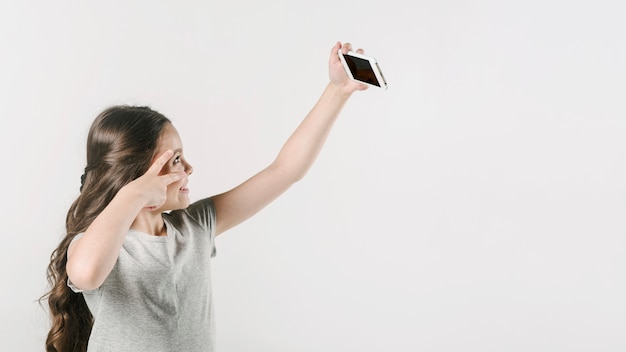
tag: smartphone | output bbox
[338,50,388,89]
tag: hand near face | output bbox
[126,150,186,210]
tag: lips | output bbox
[179,180,189,192]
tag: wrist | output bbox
[118,182,149,209]
[327,81,354,99]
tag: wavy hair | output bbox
[41,105,171,352]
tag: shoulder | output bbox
[164,197,216,234]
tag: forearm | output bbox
[211,83,353,234]
[66,187,145,290]
[273,82,352,181]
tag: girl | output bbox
[42,42,369,352]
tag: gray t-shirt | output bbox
[69,198,217,352]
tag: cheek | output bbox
[167,179,183,192]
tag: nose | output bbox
[184,160,193,175]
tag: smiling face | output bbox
[152,123,194,211]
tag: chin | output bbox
[178,199,191,209]
[161,201,190,212]
[173,203,190,211]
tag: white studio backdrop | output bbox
[1,1,625,351]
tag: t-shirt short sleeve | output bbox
[164,197,217,257]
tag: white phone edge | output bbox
[338,50,388,90]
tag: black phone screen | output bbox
[343,54,381,87]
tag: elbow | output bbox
[270,161,307,184]
[66,260,104,291]
[291,169,307,183]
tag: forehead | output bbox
[156,123,183,152]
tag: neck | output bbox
[131,210,167,236]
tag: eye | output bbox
[173,155,181,165]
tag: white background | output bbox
[2,1,625,351]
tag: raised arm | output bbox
[212,42,368,236]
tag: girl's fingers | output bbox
[341,42,352,55]
[329,42,342,65]
[146,150,174,175]
[161,172,185,186]
[330,41,341,56]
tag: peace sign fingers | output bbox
[144,149,186,187]
[146,150,174,175]
[125,149,186,209]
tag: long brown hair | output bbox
[41,105,171,352]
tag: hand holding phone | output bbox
[338,50,388,90]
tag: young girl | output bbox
[42,42,369,352]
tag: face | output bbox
[152,123,194,211]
